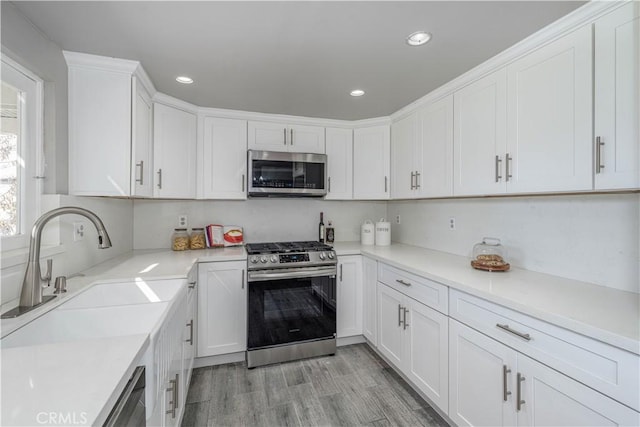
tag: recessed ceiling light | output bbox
[350,89,365,97]
[406,31,432,46]
[176,76,194,84]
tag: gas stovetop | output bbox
[246,241,336,270]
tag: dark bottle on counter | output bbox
[319,212,325,243]
[326,221,335,244]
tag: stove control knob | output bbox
[250,256,259,264]
[319,252,326,260]
[260,256,268,263]
[327,252,335,260]
[270,255,278,263]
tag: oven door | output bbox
[248,150,327,197]
[247,266,336,350]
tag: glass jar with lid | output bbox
[171,228,190,251]
[471,237,510,271]
[190,227,206,250]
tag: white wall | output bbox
[133,199,387,249]
[388,193,640,293]
[0,195,133,312]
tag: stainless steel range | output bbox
[246,241,337,368]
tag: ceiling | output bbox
[10,1,584,120]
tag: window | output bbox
[0,58,43,251]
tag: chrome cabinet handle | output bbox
[516,373,525,411]
[505,153,513,182]
[339,264,343,282]
[284,128,287,145]
[290,128,294,145]
[398,304,403,327]
[403,307,409,330]
[188,281,196,289]
[166,376,177,417]
[595,136,605,173]
[410,172,415,190]
[495,156,502,182]
[136,161,144,184]
[242,174,245,192]
[415,171,420,189]
[385,176,388,193]
[157,168,162,189]
[503,365,512,401]
[395,279,411,287]
[496,323,531,341]
[186,319,194,345]
[328,177,331,192]
[242,270,245,289]
[175,373,180,410]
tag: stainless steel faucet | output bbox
[1,207,112,318]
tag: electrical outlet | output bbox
[395,215,401,224]
[178,215,188,228]
[449,217,456,230]
[73,222,85,241]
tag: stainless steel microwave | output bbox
[247,150,327,197]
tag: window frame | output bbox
[0,56,44,252]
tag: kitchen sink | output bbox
[58,278,184,310]
[1,302,169,348]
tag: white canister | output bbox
[375,219,391,246]
[361,220,375,245]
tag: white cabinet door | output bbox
[376,282,404,367]
[362,257,377,345]
[131,77,153,197]
[289,124,325,154]
[353,125,391,199]
[454,68,507,196]
[517,354,640,427]
[391,112,418,199]
[416,95,454,198]
[67,65,132,196]
[336,255,362,338]
[201,117,247,199]
[325,127,353,200]
[594,2,640,190]
[197,261,246,357]
[162,293,187,427]
[449,319,517,427]
[248,121,288,152]
[153,103,197,198]
[506,25,593,193]
[404,299,448,411]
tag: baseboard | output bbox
[337,335,366,346]
[194,351,245,368]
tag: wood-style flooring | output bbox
[182,344,449,427]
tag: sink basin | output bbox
[1,302,168,348]
[58,279,185,310]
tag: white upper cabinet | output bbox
[594,2,640,190]
[200,117,247,199]
[248,121,325,153]
[325,127,353,200]
[153,103,197,199]
[394,96,454,199]
[353,125,391,199]
[391,112,418,199]
[453,68,508,196]
[416,95,454,198]
[506,25,593,193]
[66,52,154,197]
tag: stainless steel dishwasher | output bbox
[103,366,146,426]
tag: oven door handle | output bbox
[248,266,337,282]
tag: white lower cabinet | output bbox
[449,319,639,427]
[337,255,363,338]
[197,261,246,357]
[362,257,377,345]
[376,281,449,410]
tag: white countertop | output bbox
[333,242,640,355]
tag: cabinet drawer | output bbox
[378,263,448,315]
[450,289,640,411]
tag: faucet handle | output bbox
[41,259,53,287]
